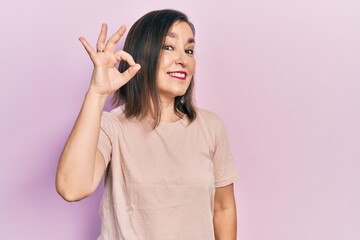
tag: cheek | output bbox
[157,61,169,80]
[190,59,196,73]
[160,55,172,68]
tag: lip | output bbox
[167,71,187,81]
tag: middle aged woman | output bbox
[56,9,239,240]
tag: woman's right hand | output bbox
[79,24,141,96]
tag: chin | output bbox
[174,88,188,97]
[159,84,190,99]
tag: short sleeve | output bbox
[97,112,114,169]
[212,119,239,188]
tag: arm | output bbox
[55,24,140,202]
[55,91,108,202]
[213,183,237,240]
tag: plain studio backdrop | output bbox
[0,0,359,239]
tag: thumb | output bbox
[121,63,141,83]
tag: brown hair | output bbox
[113,9,197,126]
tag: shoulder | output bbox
[194,108,230,145]
[194,108,228,137]
[196,108,224,127]
[100,106,127,132]
[102,106,126,122]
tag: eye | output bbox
[185,49,194,55]
[162,45,174,51]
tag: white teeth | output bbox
[169,72,186,78]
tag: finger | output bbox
[114,50,136,66]
[121,64,141,83]
[79,36,95,57]
[96,23,108,52]
[105,25,126,52]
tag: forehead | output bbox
[166,21,195,41]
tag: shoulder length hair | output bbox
[113,9,197,126]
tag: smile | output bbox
[168,71,187,80]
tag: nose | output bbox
[175,50,188,67]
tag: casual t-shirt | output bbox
[96,106,239,240]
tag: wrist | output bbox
[86,87,109,99]
[84,89,109,109]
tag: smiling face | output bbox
[156,21,196,102]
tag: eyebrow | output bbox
[166,32,195,44]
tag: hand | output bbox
[79,24,141,96]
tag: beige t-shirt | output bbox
[97,106,239,240]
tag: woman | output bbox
[56,9,239,240]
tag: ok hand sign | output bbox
[79,24,141,96]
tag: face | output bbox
[156,21,196,102]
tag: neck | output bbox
[159,98,180,123]
[148,97,183,123]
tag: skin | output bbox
[156,21,196,122]
[55,21,236,239]
[214,183,237,240]
[56,24,140,201]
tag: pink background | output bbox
[1,0,359,239]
